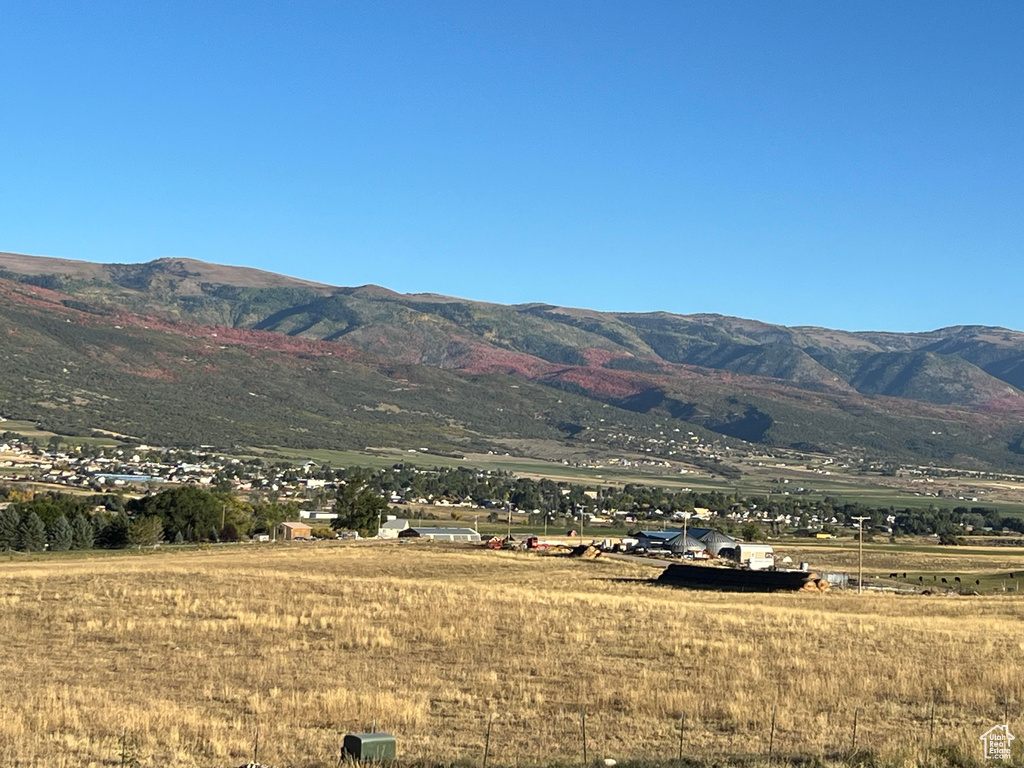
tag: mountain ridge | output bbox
[2,250,1024,469]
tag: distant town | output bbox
[1,428,1023,549]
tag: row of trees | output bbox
[0,508,94,552]
[0,486,302,550]
[0,505,177,552]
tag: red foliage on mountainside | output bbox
[0,277,366,363]
[451,341,556,378]
[580,347,631,367]
[108,312,365,361]
[0,279,79,314]
[541,366,650,400]
[979,392,1024,413]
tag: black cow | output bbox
[941,578,948,584]
[955,577,961,584]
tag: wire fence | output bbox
[80,702,1016,768]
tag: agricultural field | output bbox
[774,540,1024,594]
[1,543,1022,767]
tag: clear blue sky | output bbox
[1,2,1021,332]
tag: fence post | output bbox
[581,709,588,767]
[927,700,935,758]
[678,711,686,762]
[767,706,776,767]
[850,708,859,755]
[483,713,493,768]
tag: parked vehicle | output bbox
[734,542,775,570]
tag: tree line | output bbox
[0,486,300,552]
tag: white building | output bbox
[378,518,410,539]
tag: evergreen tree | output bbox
[48,515,73,551]
[71,514,95,550]
[17,512,47,552]
[331,487,389,538]
[96,513,130,549]
[0,507,18,551]
[127,516,163,548]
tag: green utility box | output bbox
[343,732,397,762]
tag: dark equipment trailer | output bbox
[657,563,828,592]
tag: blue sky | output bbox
[1,2,1021,332]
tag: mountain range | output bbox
[2,250,1024,470]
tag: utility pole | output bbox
[852,516,870,594]
[682,510,691,558]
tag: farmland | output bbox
[1,543,1022,767]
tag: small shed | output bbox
[277,521,312,541]
[398,527,482,542]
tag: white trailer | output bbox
[735,542,775,570]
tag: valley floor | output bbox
[0,542,1021,767]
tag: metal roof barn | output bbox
[398,527,482,542]
[378,518,410,539]
[635,530,682,547]
[698,529,738,556]
[669,534,708,555]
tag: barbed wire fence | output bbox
[100,697,1015,768]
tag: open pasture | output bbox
[0,543,1022,767]
[775,540,1024,573]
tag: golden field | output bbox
[1,543,1023,767]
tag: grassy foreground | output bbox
[0,543,1021,767]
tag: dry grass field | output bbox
[774,541,1024,575]
[1,543,1023,768]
